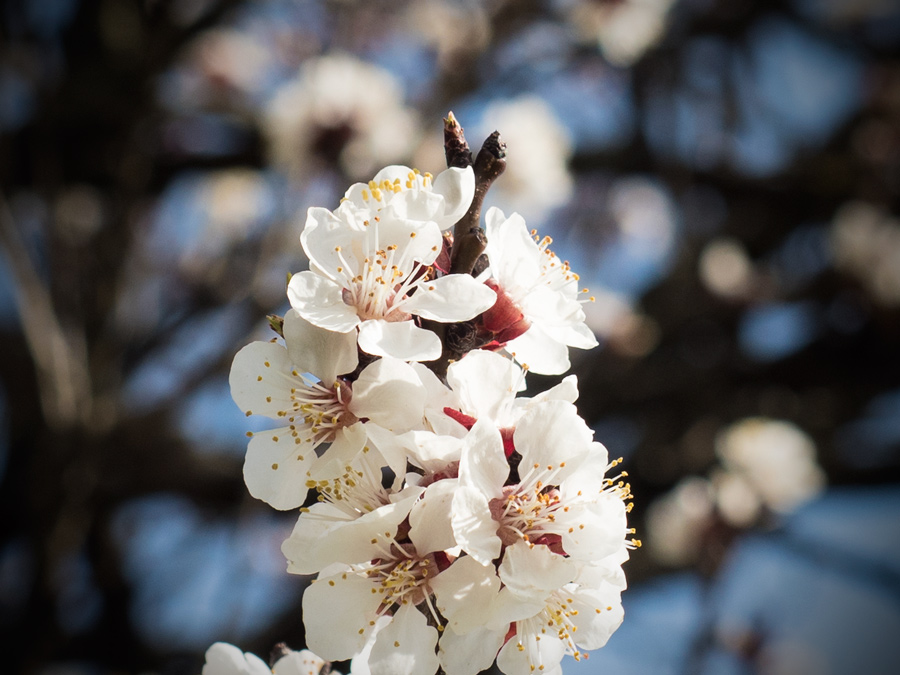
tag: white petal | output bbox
[401,274,496,322]
[409,479,458,554]
[348,615,390,675]
[549,321,598,349]
[303,572,383,661]
[447,350,523,421]
[360,424,419,484]
[401,429,464,475]
[574,548,630,592]
[304,422,370,482]
[203,642,271,675]
[283,487,423,573]
[284,310,358,385]
[385,189,444,225]
[498,541,574,596]
[558,497,627,562]
[497,634,565,675]
[530,374,579,405]
[349,356,426,431]
[368,604,439,675]
[487,586,548,629]
[450,487,500,565]
[357,319,441,361]
[282,503,343,575]
[513,401,593,472]
[431,555,501,635]
[301,206,362,280]
[432,166,475,227]
[505,325,570,375]
[230,341,299,419]
[437,625,505,675]
[375,218,443,269]
[569,585,624,649]
[288,271,360,333]
[273,650,328,675]
[484,207,542,292]
[520,286,582,326]
[459,418,508,498]
[243,427,316,510]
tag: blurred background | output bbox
[1,0,899,673]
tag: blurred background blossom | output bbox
[1,0,900,674]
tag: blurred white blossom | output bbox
[263,55,421,180]
[480,96,573,223]
[716,418,826,514]
[831,201,900,306]
[566,0,678,66]
[482,207,597,374]
[405,1,491,69]
[646,476,715,566]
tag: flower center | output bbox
[281,377,356,447]
[513,589,589,669]
[305,446,389,516]
[366,545,437,609]
[492,482,565,548]
[332,233,428,323]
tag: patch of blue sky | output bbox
[706,532,900,674]
[738,301,820,361]
[765,224,832,293]
[455,62,634,155]
[538,65,635,152]
[55,550,103,635]
[147,173,211,254]
[564,574,705,675]
[729,17,865,174]
[121,304,248,413]
[0,66,35,132]
[112,494,302,650]
[835,389,900,470]
[697,650,753,675]
[164,113,253,157]
[589,227,679,299]
[0,257,19,329]
[790,0,900,49]
[147,170,278,259]
[644,18,864,176]
[365,33,437,104]
[21,0,78,41]
[0,537,33,622]
[230,1,333,103]
[490,21,572,80]
[177,378,270,457]
[784,486,900,579]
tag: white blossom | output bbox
[490,543,625,675]
[451,402,628,566]
[290,174,495,361]
[482,207,597,374]
[263,54,420,180]
[227,149,633,675]
[231,315,447,509]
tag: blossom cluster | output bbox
[228,117,636,675]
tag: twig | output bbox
[0,194,93,428]
[450,131,506,275]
